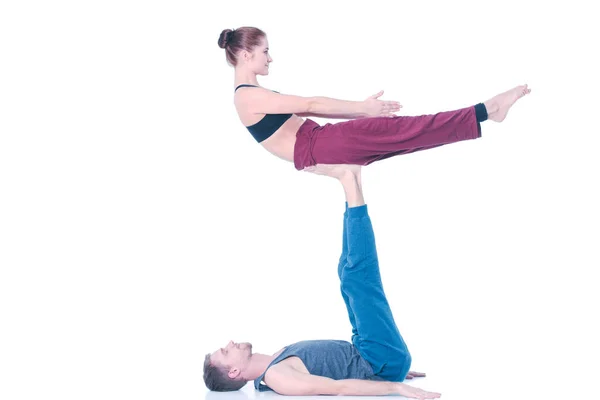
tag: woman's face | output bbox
[247,37,272,75]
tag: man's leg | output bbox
[304,164,412,382]
[342,202,412,382]
[338,202,359,340]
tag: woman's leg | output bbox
[314,104,484,167]
[294,85,530,170]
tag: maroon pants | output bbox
[293,105,481,170]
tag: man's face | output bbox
[210,340,253,378]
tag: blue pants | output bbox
[338,203,412,382]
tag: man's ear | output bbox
[228,367,241,380]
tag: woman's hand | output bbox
[363,90,402,117]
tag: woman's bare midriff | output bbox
[258,115,306,163]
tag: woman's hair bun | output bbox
[218,29,234,49]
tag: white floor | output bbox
[204,377,441,399]
[204,384,405,399]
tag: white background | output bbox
[1,1,599,400]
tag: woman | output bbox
[217,26,531,171]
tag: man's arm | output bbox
[264,364,440,398]
[264,364,396,396]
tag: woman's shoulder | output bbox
[234,83,260,91]
[234,84,283,94]
[233,84,276,109]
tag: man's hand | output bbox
[405,371,427,379]
[396,382,441,399]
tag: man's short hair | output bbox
[203,353,248,392]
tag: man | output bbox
[203,163,441,398]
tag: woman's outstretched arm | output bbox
[236,87,401,119]
[298,90,403,119]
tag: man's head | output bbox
[203,341,253,391]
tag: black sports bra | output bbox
[234,84,293,143]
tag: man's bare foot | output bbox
[304,164,365,206]
[484,84,531,122]
[303,163,362,181]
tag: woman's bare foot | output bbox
[484,84,531,122]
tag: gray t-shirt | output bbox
[254,339,381,392]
